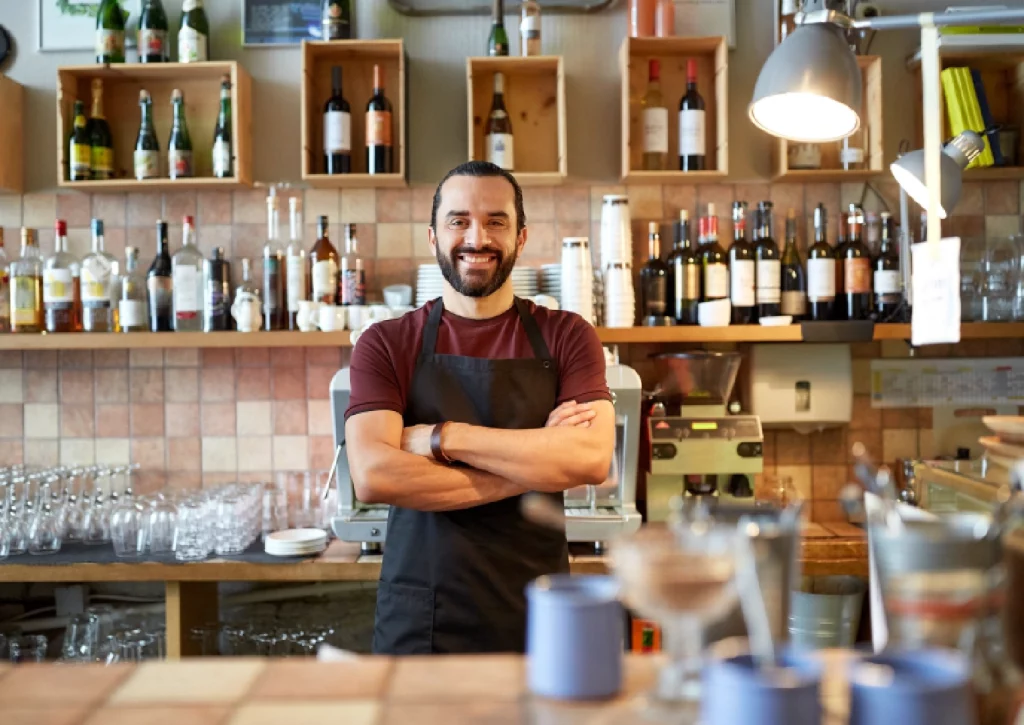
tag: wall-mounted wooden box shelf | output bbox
[301,39,407,189]
[773,56,884,182]
[0,75,24,194]
[56,62,252,193]
[620,36,728,185]
[466,56,566,187]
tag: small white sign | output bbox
[910,237,961,347]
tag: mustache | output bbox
[450,245,504,258]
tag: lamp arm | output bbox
[852,7,1024,30]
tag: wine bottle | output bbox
[640,222,670,325]
[520,0,541,56]
[147,221,173,332]
[69,101,91,182]
[806,204,835,321]
[700,205,728,302]
[666,210,700,325]
[873,211,902,320]
[178,0,210,62]
[842,204,873,321]
[321,0,352,40]
[119,248,149,333]
[366,64,393,175]
[488,0,510,56]
[310,216,339,305]
[729,201,755,324]
[641,59,668,171]
[89,80,114,182]
[780,209,807,320]
[137,0,169,63]
[95,0,126,64]
[754,201,781,319]
[134,90,160,180]
[168,89,194,179]
[213,75,233,179]
[323,66,352,175]
[833,212,849,319]
[203,247,232,332]
[263,194,287,330]
[678,58,706,171]
[286,197,308,330]
[485,72,514,171]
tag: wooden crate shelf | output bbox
[301,39,407,188]
[56,62,252,192]
[0,75,24,194]
[620,36,728,184]
[467,56,566,185]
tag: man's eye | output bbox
[449,219,466,227]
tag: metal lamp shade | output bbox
[748,23,863,143]
[889,150,963,220]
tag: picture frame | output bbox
[242,0,324,47]
[39,0,141,53]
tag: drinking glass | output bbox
[61,613,98,662]
[174,499,211,562]
[147,494,177,557]
[81,489,109,545]
[110,501,146,558]
[8,634,48,663]
[27,502,62,555]
[7,505,28,556]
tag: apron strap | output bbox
[420,297,445,357]
[513,297,553,361]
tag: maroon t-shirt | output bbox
[345,299,611,420]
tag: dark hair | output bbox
[429,161,527,232]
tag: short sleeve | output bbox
[345,323,405,419]
[555,315,611,406]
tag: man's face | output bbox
[429,174,526,298]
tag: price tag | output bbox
[910,237,961,346]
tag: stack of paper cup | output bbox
[600,195,632,268]
[603,262,635,328]
[560,237,594,324]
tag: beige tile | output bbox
[24,440,58,467]
[111,660,265,705]
[340,189,377,223]
[23,193,57,227]
[164,348,200,367]
[775,430,811,465]
[307,400,332,436]
[377,223,413,258]
[627,184,663,221]
[382,703,522,725]
[811,464,847,500]
[238,367,271,400]
[228,703,379,725]
[377,188,412,223]
[0,195,21,226]
[272,435,308,471]
[25,368,58,403]
[127,192,164,227]
[84,705,232,725]
[25,351,57,369]
[95,438,131,466]
[201,402,236,436]
[389,655,523,702]
[93,193,127,227]
[233,190,266,225]
[249,660,392,700]
[273,399,307,435]
[882,428,918,464]
[0,441,23,466]
[305,189,340,223]
[985,215,1021,239]
[555,186,589,223]
[131,402,165,437]
[130,368,165,403]
[0,369,23,403]
[848,395,880,431]
[131,438,166,469]
[129,349,165,368]
[60,439,96,466]
[166,402,200,437]
[164,190,197,222]
[954,182,984,216]
[202,437,238,472]
[411,185,434,224]
[662,184,697,221]
[851,359,871,395]
[165,368,199,403]
[237,436,272,472]
[236,401,272,436]
[59,350,93,369]
[774,464,812,501]
[24,403,59,438]
[60,403,95,437]
[811,427,846,465]
[309,435,335,469]
[0,403,23,437]
[167,437,202,472]
[5,705,94,725]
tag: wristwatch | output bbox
[430,422,455,465]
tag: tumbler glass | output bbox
[110,501,146,558]
[8,634,48,663]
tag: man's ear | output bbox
[427,225,438,256]
[517,225,528,256]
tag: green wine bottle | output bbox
[138,0,169,63]
[95,0,127,64]
[69,101,91,182]
[88,80,115,181]
[487,0,509,56]
[134,90,160,180]
[212,76,233,179]
[178,0,210,63]
[168,89,194,179]
[321,0,352,40]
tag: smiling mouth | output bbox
[456,252,499,268]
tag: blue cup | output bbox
[701,653,822,725]
[849,649,977,725]
[526,574,623,700]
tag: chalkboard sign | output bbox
[243,0,323,46]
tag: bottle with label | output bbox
[485,72,514,171]
[729,201,755,324]
[309,216,339,305]
[119,248,148,333]
[520,0,540,56]
[178,0,210,63]
[755,201,781,319]
[0,229,8,332]
[488,0,510,56]
[833,212,849,319]
[263,194,287,330]
[641,59,668,171]
[874,211,902,320]
[366,64,393,175]
[842,204,872,321]
[96,0,126,64]
[43,220,81,334]
[81,219,117,332]
[666,210,699,325]
[10,229,44,334]
[286,197,308,330]
[212,75,233,179]
[780,208,807,320]
[168,89,194,179]
[138,0,169,63]
[339,224,366,306]
[109,259,122,332]
[323,66,352,175]
[172,216,204,331]
[321,0,352,40]
[203,247,232,332]
[806,204,835,321]
[640,221,670,325]
[69,101,91,182]
[699,204,728,302]
[134,90,160,180]
[89,80,114,182]
[147,221,173,332]
[679,58,706,171]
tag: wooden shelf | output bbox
[962,166,1024,181]
[59,177,250,193]
[770,169,885,184]
[597,325,803,344]
[305,172,407,189]
[0,331,351,350]
[467,55,566,183]
[0,75,24,194]
[622,169,728,185]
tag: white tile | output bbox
[340,188,376,223]
[237,436,272,472]
[304,189,340,223]
[22,193,56,227]
[60,439,96,466]
[272,436,309,471]
[66,228,91,259]
[236,401,272,436]
[24,403,59,439]
[377,223,413,258]
[129,349,164,368]
[0,369,23,403]
[307,400,333,436]
[24,439,58,467]
[0,195,21,227]
[95,438,131,466]
[202,436,238,472]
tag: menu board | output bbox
[870,358,1024,408]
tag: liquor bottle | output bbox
[89,80,114,182]
[203,247,232,332]
[699,205,728,302]
[172,216,204,331]
[666,210,699,325]
[520,0,541,56]
[235,258,261,323]
[874,211,902,320]
[323,67,352,175]
[366,64,393,175]
[641,59,668,171]
[729,202,755,324]
[137,0,169,63]
[81,219,117,333]
[678,59,706,171]
[780,209,807,320]
[178,0,210,63]
[339,224,366,306]
[0,230,8,332]
[754,201,781,319]
[147,221,173,332]
[321,0,352,40]
[96,0,126,64]
[119,247,149,333]
[168,89,193,179]
[69,101,91,182]
[9,229,44,334]
[43,220,81,334]
[263,194,287,330]
[488,0,510,56]
[213,75,233,179]
[833,212,849,319]
[310,216,339,305]
[485,72,514,171]
[109,259,122,332]
[842,204,872,321]
[134,90,160,180]
[286,197,308,330]
[806,204,836,321]
[640,222,670,325]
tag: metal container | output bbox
[788,575,866,650]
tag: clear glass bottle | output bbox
[263,193,287,330]
[0,228,9,332]
[236,257,260,306]
[520,0,540,56]
[171,216,204,331]
[119,247,149,333]
[10,228,43,333]
[339,223,366,306]
[81,219,117,332]
[109,258,122,332]
[286,196,307,330]
[43,220,81,333]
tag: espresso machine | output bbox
[646,352,764,522]
[330,364,644,553]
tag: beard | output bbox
[436,243,519,298]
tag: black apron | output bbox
[372,297,569,655]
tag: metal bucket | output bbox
[788,575,866,650]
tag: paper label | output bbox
[312,259,337,302]
[341,268,366,306]
[287,255,306,311]
[43,269,73,304]
[730,259,755,307]
[81,262,111,303]
[213,139,231,177]
[807,258,836,300]
[206,280,228,320]
[679,109,706,156]
[704,263,728,299]
[324,111,351,154]
[366,111,392,147]
[96,28,124,58]
[134,150,160,180]
[643,107,669,155]
[676,264,700,301]
[169,149,193,178]
[172,265,200,318]
[521,15,540,33]
[119,299,145,327]
[756,259,781,304]
[911,238,961,346]
[263,257,281,309]
[91,146,114,177]
[12,277,38,323]
[71,143,91,177]
[138,28,166,58]
[781,290,807,316]
[487,133,514,171]
[183,0,202,10]
[844,257,872,294]
[874,269,901,295]
[178,26,207,62]
[147,276,172,317]
[840,145,865,165]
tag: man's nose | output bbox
[463,222,486,247]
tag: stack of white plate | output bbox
[415,264,540,306]
[540,264,561,306]
[511,267,539,297]
[265,528,328,557]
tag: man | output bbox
[345,161,615,655]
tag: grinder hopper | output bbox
[651,351,742,415]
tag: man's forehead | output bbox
[439,175,516,212]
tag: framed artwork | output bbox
[242,0,323,47]
[39,0,141,53]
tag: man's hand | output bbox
[400,423,435,458]
[545,400,598,429]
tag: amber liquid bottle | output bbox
[10,228,44,334]
[44,220,82,333]
[309,215,339,305]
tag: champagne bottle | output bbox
[168,89,194,179]
[134,90,160,180]
[212,75,233,179]
[69,101,91,182]
[488,0,510,56]
[137,0,169,63]
[178,0,210,62]
[95,0,126,64]
[89,80,115,181]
